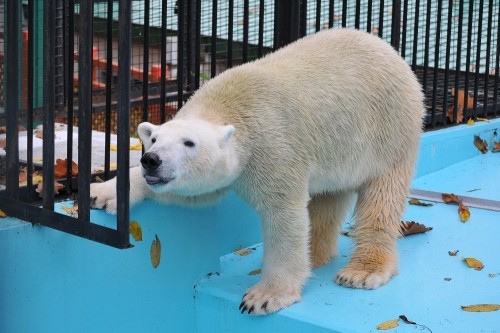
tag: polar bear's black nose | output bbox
[141,152,162,171]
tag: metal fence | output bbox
[0,0,499,248]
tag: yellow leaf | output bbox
[458,203,471,222]
[110,144,118,151]
[234,248,252,256]
[129,142,143,150]
[467,118,475,126]
[464,257,484,271]
[60,204,78,217]
[376,319,399,330]
[476,117,490,122]
[0,209,7,218]
[150,234,161,268]
[461,304,500,312]
[129,221,143,241]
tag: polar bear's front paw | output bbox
[89,182,118,214]
[239,282,301,315]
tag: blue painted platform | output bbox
[1,119,499,333]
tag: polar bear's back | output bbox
[180,28,424,192]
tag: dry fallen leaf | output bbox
[150,234,161,268]
[36,180,65,197]
[448,250,459,256]
[129,221,143,241]
[476,117,490,123]
[467,118,475,126]
[493,142,500,153]
[408,198,434,207]
[0,209,7,218]
[54,159,78,179]
[0,138,5,149]
[458,202,471,222]
[110,142,142,151]
[442,193,460,204]
[400,221,433,236]
[461,304,500,312]
[473,135,488,154]
[447,105,464,123]
[376,318,399,330]
[451,88,475,109]
[234,248,252,256]
[248,269,262,276]
[60,203,78,217]
[464,257,484,271]
[398,315,416,325]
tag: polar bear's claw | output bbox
[89,182,118,214]
[240,283,301,315]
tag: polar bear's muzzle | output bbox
[140,152,175,186]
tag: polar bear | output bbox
[90,28,425,315]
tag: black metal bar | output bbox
[316,0,322,32]
[473,0,484,118]
[116,0,132,247]
[494,3,500,117]
[160,0,167,122]
[462,0,474,118]
[391,0,401,51]
[299,0,307,38]
[177,0,186,107]
[400,0,408,57]
[142,0,151,122]
[4,0,20,199]
[411,0,420,71]
[194,0,201,87]
[0,195,131,249]
[43,0,56,209]
[211,0,217,78]
[105,0,113,179]
[453,0,465,123]
[328,0,334,28]
[430,0,443,128]
[258,0,265,57]
[66,0,75,191]
[274,0,300,49]
[367,0,372,32]
[27,0,35,199]
[227,0,234,68]
[342,0,347,27]
[482,0,493,117]
[77,0,93,221]
[442,0,453,123]
[378,0,384,38]
[243,0,249,61]
[422,0,432,94]
[355,0,361,29]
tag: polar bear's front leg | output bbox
[239,202,311,315]
[90,166,149,214]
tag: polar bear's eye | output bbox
[151,137,156,144]
[183,140,195,148]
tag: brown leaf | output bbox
[248,269,262,276]
[464,257,484,271]
[400,221,433,236]
[376,319,399,330]
[398,315,416,325]
[0,209,7,218]
[448,250,459,256]
[461,304,500,312]
[35,180,65,197]
[458,202,471,222]
[493,142,500,153]
[234,248,252,256]
[442,193,460,204]
[54,159,78,179]
[451,88,475,109]
[408,198,434,206]
[129,221,143,241]
[150,234,161,268]
[447,105,464,124]
[473,135,488,154]
[0,138,5,149]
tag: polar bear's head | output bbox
[137,119,236,196]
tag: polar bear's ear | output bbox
[138,122,157,142]
[220,125,235,144]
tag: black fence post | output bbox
[391,0,401,52]
[274,0,300,50]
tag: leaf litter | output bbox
[441,193,471,222]
[376,315,432,332]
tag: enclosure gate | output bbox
[0,0,499,248]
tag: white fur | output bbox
[90,29,425,315]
